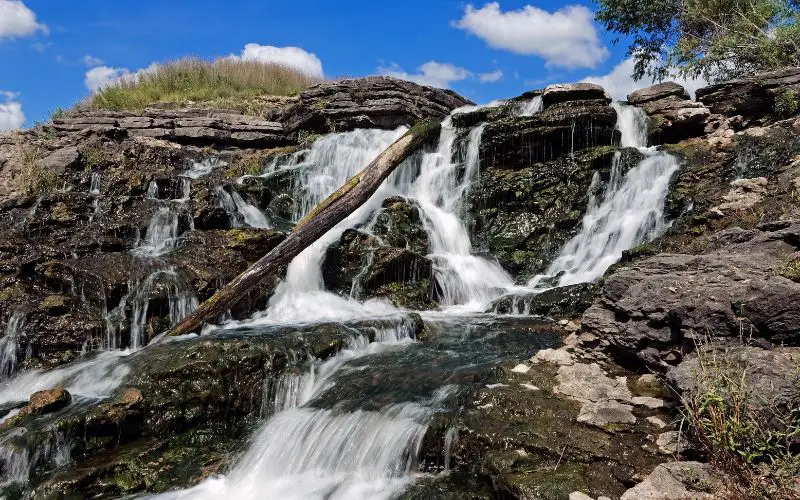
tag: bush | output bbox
[88,57,322,112]
[775,89,799,118]
[681,341,800,498]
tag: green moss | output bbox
[777,258,800,282]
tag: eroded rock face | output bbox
[583,221,800,369]
[628,82,709,144]
[696,67,800,121]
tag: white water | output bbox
[529,103,680,287]
[0,310,25,380]
[184,157,226,179]
[216,186,272,229]
[128,268,199,349]
[517,95,543,116]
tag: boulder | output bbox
[620,461,720,499]
[577,400,636,428]
[488,283,598,319]
[696,67,800,121]
[41,146,80,173]
[582,221,800,369]
[19,388,72,416]
[628,82,709,144]
[541,83,611,109]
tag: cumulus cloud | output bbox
[84,63,160,92]
[454,2,608,69]
[379,61,473,89]
[236,43,324,78]
[0,0,47,39]
[582,57,708,100]
[479,69,503,83]
[0,91,24,131]
[82,55,104,67]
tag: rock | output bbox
[489,284,598,319]
[582,221,800,368]
[632,396,664,409]
[577,400,636,428]
[620,461,719,499]
[41,146,79,173]
[531,348,574,366]
[569,492,595,500]
[628,82,709,144]
[542,83,611,109]
[647,416,669,429]
[270,76,471,134]
[696,67,800,121]
[19,388,71,416]
[555,362,633,403]
[656,431,687,454]
[712,177,768,213]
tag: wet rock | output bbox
[696,67,800,121]
[628,82,709,144]
[488,283,598,319]
[620,461,720,499]
[19,388,71,417]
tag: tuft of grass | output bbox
[19,145,59,196]
[87,57,322,112]
[80,145,110,171]
[778,255,800,283]
[681,340,800,499]
[775,89,799,118]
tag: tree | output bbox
[595,0,800,83]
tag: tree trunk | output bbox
[156,119,440,340]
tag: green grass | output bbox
[87,57,322,112]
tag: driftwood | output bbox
[158,119,440,339]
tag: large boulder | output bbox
[628,82,709,144]
[269,76,472,134]
[541,83,611,109]
[582,221,800,369]
[696,67,800,121]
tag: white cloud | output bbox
[0,91,24,131]
[479,69,503,83]
[582,57,708,100]
[236,43,324,78]
[454,2,608,69]
[379,61,472,89]
[0,0,47,39]
[84,63,160,92]
[83,55,104,67]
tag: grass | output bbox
[87,57,322,112]
[681,338,800,499]
[19,145,59,196]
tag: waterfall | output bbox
[529,103,680,287]
[129,268,199,349]
[0,310,25,380]
[216,186,272,229]
[146,181,159,199]
[134,206,181,256]
[411,120,513,308]
[517,95,543,116]
[89,171,101,195]
[184,157,226,179]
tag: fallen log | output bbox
[157,119,440,340]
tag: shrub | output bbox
[88,57,322,112]
[775,89,799,118]
[681,340,800,498]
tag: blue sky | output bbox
[0,0,705,129]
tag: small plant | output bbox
[49,107,67,121]
[777,254,800,282]
[80,145,109,171]
[681,339,800,498]
[19,145,59,196]
[775,89,799,118]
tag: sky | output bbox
[0,0,706,129]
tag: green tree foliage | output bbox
[595,0,800,83]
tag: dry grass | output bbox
[18,144,59,196]
[87,57,322,112]
[681,339,800,499]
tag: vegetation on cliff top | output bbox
[595,0,800,83]
[88,57,322,112]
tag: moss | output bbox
[80,145,110,171]
[50,202,73,222]
[777,258,800,283]
[38,294,72,312]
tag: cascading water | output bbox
[529,103,680,287]
[517,95,543,116]
[184,157,226,179]
[0,310,25,380]
[128,268,199,349]
[216,186,272,229]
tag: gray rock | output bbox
[621,461,719,499]
[627,82,709,143]
[583,221,800,368]
[555,362,632,403]
[629,82,690,103]
[171,127,231,142]
[119,117,154,129]
[577,400,636,427]
[656,431,687,454]
[569,492,595,500]
[41,146,79,173]
[542,83,611,109]
[129,128,175,139]
[696,67,800,120]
